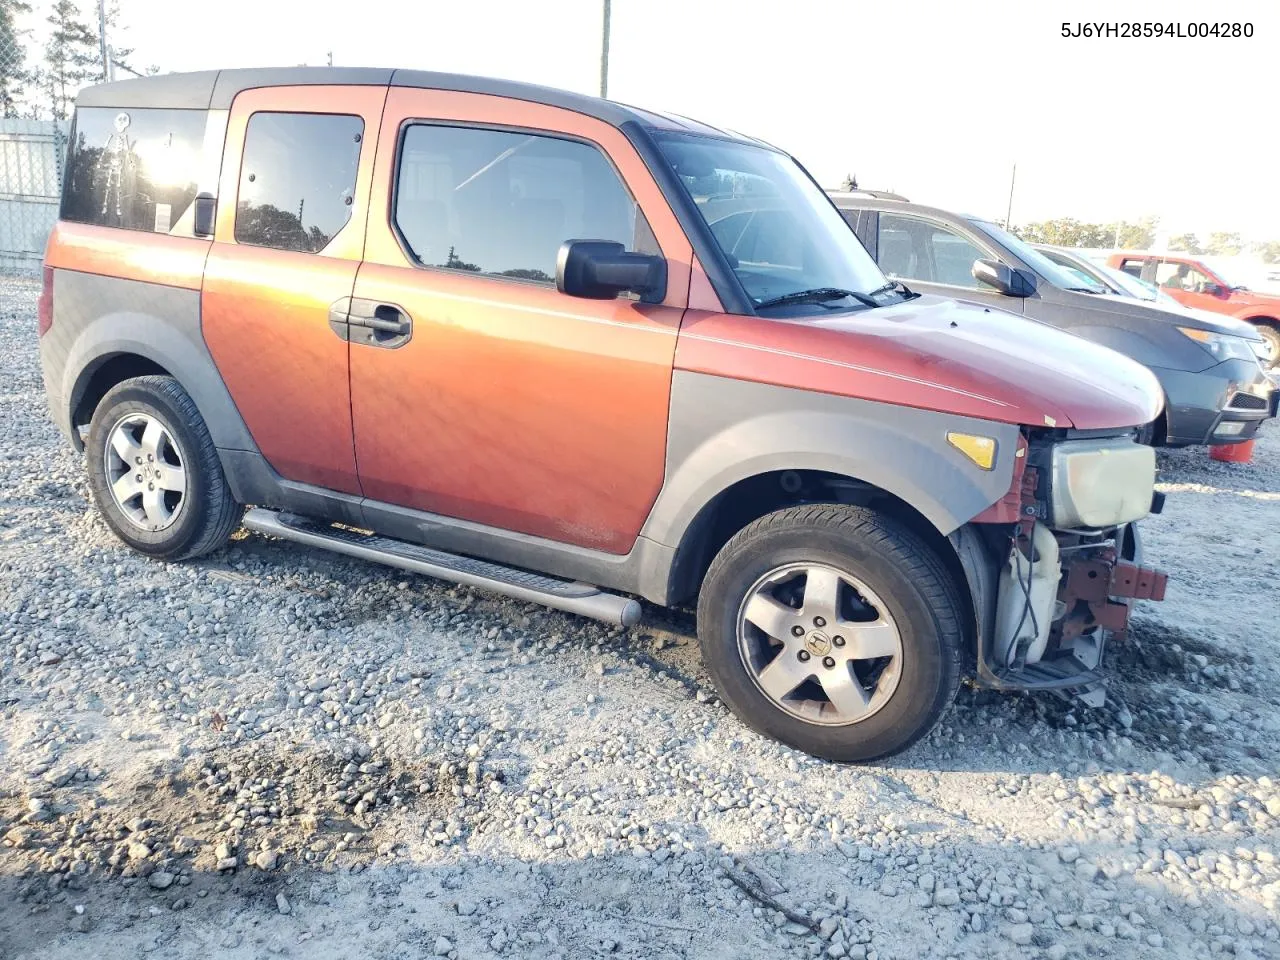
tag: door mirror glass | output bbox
[556,240,667,303]
[972,258,1034,297]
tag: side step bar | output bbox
[241,508,642,627]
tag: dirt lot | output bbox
[2,274,1278,960]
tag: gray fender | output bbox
[50,270,256,453]
[640,372,1021,548]
[1058,321,1210,374]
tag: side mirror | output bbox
[1200,282,1225,297]
[193,193,216,238]
[972,258,1035,297]
[556,240,667,304]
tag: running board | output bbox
[241,508,642,627]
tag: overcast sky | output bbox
[40,0,1279,240]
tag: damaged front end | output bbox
[953,430,1168,707]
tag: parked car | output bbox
[41,67,1168,762]
[832,196,1277,446]
[1036,246,1178,305]
[1037,245,1277,369]
[1107,252,1280,363]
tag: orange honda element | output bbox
[40,68,1168,762]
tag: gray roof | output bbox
[75,66,756,142]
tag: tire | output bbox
[85,375,243,561]
[1255,322,1280,373]
[696,503,964,763]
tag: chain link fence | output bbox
[0,116,66,273]
[0,0,111,273]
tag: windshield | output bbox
[1095,262,1161,300]
[973,220,1105,292]
[656,133,891,312]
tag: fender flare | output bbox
[640,400,1021,551]
[59,292,256,455]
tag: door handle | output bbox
[357,313,409,335]
[347,300,412,347]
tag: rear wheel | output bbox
[85,376,243,561]
[696,504,964,762]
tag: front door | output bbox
[202,85,386,495]
[1153,259,1225,313]
[873,211,1025,315]
[349,88,693,554]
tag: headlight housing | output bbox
[1177,326,1262,363]
[1048,438,1156,529]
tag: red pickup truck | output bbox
[1107,252,1280,366]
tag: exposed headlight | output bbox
[1177,326,1260,363]
[1049,439,1156,529]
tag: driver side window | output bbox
[1156,261,1211,292]
[877,213,988,289]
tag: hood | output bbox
[1085,292,1262,340]
[677,295,1164,431]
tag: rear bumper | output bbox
[1151,358,1276,446]
[38,334,77,449]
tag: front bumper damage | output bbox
[960,434,1169,706]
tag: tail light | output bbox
[37,266,53,337]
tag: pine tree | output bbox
[0,0,31,118]
[44,0,98,120]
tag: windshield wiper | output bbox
[754,287,879,310]
[866,279,918,299]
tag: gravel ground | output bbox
[2,273,1278,960]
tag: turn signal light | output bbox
[947,432,997,470]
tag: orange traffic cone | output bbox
[1210,439,1255,463]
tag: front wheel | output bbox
[1255,322,1280,373]
[696,504,964,763]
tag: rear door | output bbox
[347,87,692,554]
[873,211,1024,314]
[202,85,386,495]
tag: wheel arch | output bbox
[661,466,976,608]
[1241,314,1280,329]
[644,377,1020,607]
[69,352,173,448]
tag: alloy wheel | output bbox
[102,413,187,532]
[736,562,904,726]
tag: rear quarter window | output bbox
[61,107,206,234]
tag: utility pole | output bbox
[97,0,109,81]
[599,0,611,99]
[1005,162,1016,231]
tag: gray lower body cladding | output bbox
[39,269,256,453]
[642,371,1021,544]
